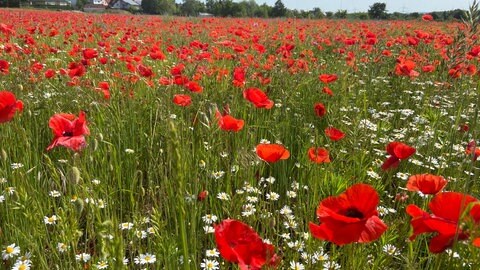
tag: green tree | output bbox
[311,8,324,19]
[158,0,176,14]
[368,2,387,19]
[270,0,286,17]
[141,0,160,14]
[334,9,347,18]
[181,0,204,16]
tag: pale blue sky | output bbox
[262,0,472,12]
[182,0,473,13]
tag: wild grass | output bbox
[0,7,479,270]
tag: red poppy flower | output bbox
[406,192,478,253]
[381,141,416,170]
[256,143,290,163]
[309,183,387,245]
[0,60,9,75]
[325,127,345,141]
[185,81,203,93]
[82,48,98,59]
[395,59,419,77]
[314,102,326,117]
[319,74,338,84]
[233,67,246,87]
[466,141,480,161]
[96,82,111,100]
[137,64,153,78]
[47,111,90,152]
[216,110,244,132]
[44,69,56,79]
[422,14,434,21]
[173,94,192,107]
[214,219,280,270]
[243,88,274,109]
[322,86,334,96]
[0,91,23,123]
[422,65,435,73]
[308,147,331,163]
[406,174,447,195]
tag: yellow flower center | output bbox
[6,246,14,254]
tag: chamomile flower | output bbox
[2,244,20,260]
[323,261,341,270]
[203,226,215,234]
[11,259,32,270]
[57,243,68,253]
[383,244,400,256]
[134,253,156,265]
[266,192,280,201]
[202,214,218,224]
[44,215,57,225]
[119,222,134,230]
[96,260,109,269]
[290,261,305,270]
[216,192,230,201]
[200,258,219,270]
[205,248,219,257]
[75,253,91,263]
[49,190,61,197]
[241,203,256,217]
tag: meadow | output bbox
[0,8,479,270]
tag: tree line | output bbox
[138,0,468,21]
[0,0,469,21]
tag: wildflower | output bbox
[44,215,58,225]
[243,88,274,109]
[215,109,244,132]
[290,261,305,270]
[119,222,134,230]
[134,253,156,265]
[323,261,341,270]
[266,192,280,201]
[308,147,330,163]
[407,192,478,253]
[2,244,20,260]
[202,214,218,225]
[46,111,89,152]
[309,184,387,245]
[314,103,327,117]
[319,74,338,84]
[57,243,68,253]
[75,253,91,262]
[0,91,23,123]
[205,249,219,257]
[96,260,109,269]
[49,190,61,197]
[256,143,290,163]
[325,127,345,141]
[214,219,280,269]
[241,203,256,217]
[173,94,192,107]
[381,142,416,170]
[203,226,215,234]
[406,174,447,195]
[216,192,230,201]
[200,258,219,270]
[11,259,31,270]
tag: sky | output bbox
[252,0,472,13]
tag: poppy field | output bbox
[1,8,480,270]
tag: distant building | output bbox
[199,12,213,17]
[110,0,140,10]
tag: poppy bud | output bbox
[197,190,208,201]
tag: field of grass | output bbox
[0,8,479,270]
